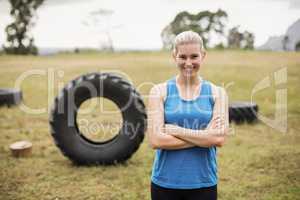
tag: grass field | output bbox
[0,50,299,200]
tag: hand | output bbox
[208,116,224,129]
[207,116,227,135]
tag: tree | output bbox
[282,35,289,51]
[161,9,228,49]
[295,41,300,51]
[3,0,44,55]
[243,31,255,49]
[227,26,254,50]
[227,26,243,49]
[82,9,121,52]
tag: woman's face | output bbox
[173,43,206,78]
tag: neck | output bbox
[177,75,201,86]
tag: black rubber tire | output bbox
[0,89,22,107]
[49,72,147,165]
[229,101,258,124]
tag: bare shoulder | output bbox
[208,81,227,100]
[149,82,167,102]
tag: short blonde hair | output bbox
[173,30,205,55]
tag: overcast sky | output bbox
[0,0,299,50]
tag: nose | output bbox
[185,58,193,67]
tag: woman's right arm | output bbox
[147,84,195,150]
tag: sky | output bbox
[0,0,299,50]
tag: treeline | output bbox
[2,1,254,55]
[161,9,254,50]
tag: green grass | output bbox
[0,50,299,200]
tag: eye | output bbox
[191,54,199,59]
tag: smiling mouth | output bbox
[183,67,194,71]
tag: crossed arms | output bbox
[147,83,229,150]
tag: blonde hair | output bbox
[173,30,205,55]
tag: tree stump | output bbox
[9,141,32,158]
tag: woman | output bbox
[147,30,229,200]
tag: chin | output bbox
[182,71,197,77]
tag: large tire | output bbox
[49,72,147,165]
[0,89,22,107]
[229,101,258,124]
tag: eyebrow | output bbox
[178,53,200,57]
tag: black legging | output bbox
[151,182,217,200]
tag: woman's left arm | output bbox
[164,85,229,148]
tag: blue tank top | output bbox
[151,76,217,189]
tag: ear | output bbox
[172,50,176,60]
[200,51,207,64]
[201,51,207,60]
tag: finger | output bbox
[216,123,225,130]
[212,116,220,122]
[214,118,223,125]
[212,119,221,126]
[212,117,225,128]
[217,119,224,125]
